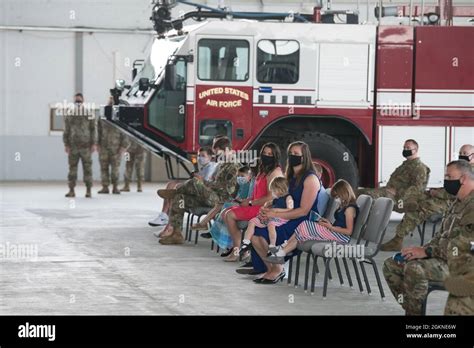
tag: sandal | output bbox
[191,222,209,230]
[224,248,240,262]
[239,242,252,256]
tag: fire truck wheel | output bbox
[299,132,359,188]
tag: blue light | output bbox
[259,87,273,93]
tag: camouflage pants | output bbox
[383,257,449,315]
[99,149,121,186]
[444,294,474,315]
[68,147,92,188]
[394,191,450,238]
[357,186,424,214]
[169,177,219,231]
[124,151,145,184]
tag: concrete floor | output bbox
[0,182,449,315]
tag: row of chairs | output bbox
[181,195,445,314]
[288,194,394,299]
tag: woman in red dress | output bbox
[222,142,283,261]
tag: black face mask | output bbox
[260,154,275,167]
[288,154,303,167]
[459,155,470,162]
[402,149,413,158]
[443,179,462,196]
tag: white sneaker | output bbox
[148,212,169,227]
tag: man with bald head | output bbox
[380,144,474,251]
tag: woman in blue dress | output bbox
[250,141,321,284]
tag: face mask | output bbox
[198,156,210,167]
[260,154,275,167]
[288,154,303,167]
[236,176,248,186]
[443,179,462,196]
[402,149,413,158]
[459,155,471,162]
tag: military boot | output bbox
[158,231,184,245]
[65,187,75,198]
[85,186,92,198]
[98,186,109,194]
[137,181,143,192]
[112,184,120,194]
[157,189,177,199]
[120,182,130,192]
[380,235,403,251]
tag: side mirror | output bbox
[138,78,150,92]
[115,79,126,90]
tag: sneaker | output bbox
[268,245,279,254]
[148,213,169,227]
[265,254,286,264]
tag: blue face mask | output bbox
[236,176,248,186]
[198,156,210,167]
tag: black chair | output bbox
[420,281,447,315]
[185,207,213,245]
[416,213,443,245]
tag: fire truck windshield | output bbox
[127,36,186,98]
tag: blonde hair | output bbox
[314,163,323,177]
[331,179,356,208]
[269,176,289,196]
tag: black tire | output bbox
[298,132,359,188]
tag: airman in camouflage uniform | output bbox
[384,145,474,251]
[357,139,430,250]
[63,93,97,198]
[121,139,146,192]
[97,118,129,194]
[383,160,474,315]
[158,137,240,245]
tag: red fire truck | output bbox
[105,0,474,188]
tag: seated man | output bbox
[383,160,474,315]
[157,136,240,245]
[148,146,217,228]
[384,144,473,251]
[357,139,431,250]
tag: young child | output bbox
[239,176,294,256]
[192,166,252,231]
[266,179,359,264]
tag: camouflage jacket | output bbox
[426,190,474,279]
[98,119,129,151]
[63,113,97,148]
[387,158,430,199]
[206,162,240,202]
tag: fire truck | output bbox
[105,0,474,188]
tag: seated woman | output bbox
[266,179,359,264]
[221,142,284,262]
[247,141,321,283]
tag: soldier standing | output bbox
[63,93,97,198]
[156,137,240,245]
[382,160,474,315]
[384,144,474,251]
[97,100,129,194]
[357,139,431,250]
[120,139,146,192]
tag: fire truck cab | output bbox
[107,1,474,188]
